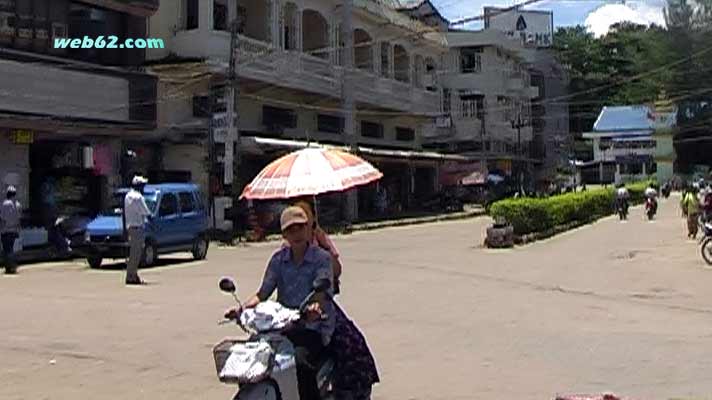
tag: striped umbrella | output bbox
[240,147,383,200]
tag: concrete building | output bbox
[521,48,570,190]
[421,29,539,190]
[0,0,158,235]
[583,106,662,184]
[146,0,464,224]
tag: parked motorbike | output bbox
[645,198,657,220]
[700,222,712,266]
[213,277,335,400]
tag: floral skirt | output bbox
[329,303,380,396]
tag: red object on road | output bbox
[239,148,383,200]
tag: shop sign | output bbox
[12,129,33,144]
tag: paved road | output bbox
[2,195,712,400]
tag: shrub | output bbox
[489,181,654,235]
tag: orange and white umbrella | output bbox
[240,147,383,200]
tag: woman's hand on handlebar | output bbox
[224,306,242,321]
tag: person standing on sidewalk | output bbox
[123,176,151,285]
[1,186,21,274]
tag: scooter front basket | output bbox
[213,338,275,384]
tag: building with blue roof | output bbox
[583,106,674,184]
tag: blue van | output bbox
[81,183,209,269]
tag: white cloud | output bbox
[585,1,666,37]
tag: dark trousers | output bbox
[285,328,325,400]
[1,232,18,273]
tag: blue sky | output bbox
[434,0,668,35]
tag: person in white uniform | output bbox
[124,176,151,285]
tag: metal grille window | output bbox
[460,47,482,73]
[460,98,477,118]
[317,114,344,134]
[361,121,384,138]
[396,127,415,142]
[184,0,199,30]
[442,88,451,114]
[213,0,228,31]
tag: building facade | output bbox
[582,106,661,184]
[0,0,157,233]
[146,0,463,224]
[422,29,538,190]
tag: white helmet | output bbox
[131,176,148,186]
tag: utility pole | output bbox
[512,103,524,195]
[227,16,240,197]
[341,0,357,223]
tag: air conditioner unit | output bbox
[35,28,48,40]
[17,27,31,39]
[436,115,451,128]
[0,12,15,36]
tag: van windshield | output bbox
[103,192,158,216]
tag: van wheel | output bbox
[142,241,158,267]
[87,257,103,269]
[192,236,209,260]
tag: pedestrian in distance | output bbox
[1,186,21,274]
[123,176,151,285]
[681,184,701,239]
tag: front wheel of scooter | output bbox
[701,237,712,266]
[234,381,280,400]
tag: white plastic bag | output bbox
[240,301,300,332]
[219,341,274,382]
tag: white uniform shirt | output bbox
[0,199,21,234]
[124,189,151,229]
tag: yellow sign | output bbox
[12,130,34,144]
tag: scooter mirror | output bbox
[312,278,331,293]
[219,278,237,294]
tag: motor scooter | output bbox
[213,277,336,400]
[645,197,657,220]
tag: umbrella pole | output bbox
[312,194,319,224]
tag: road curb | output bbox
[220,208,487,246]
[349,208,486,232]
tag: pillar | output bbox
[271,0,280,48]
[296,9,303,52]
[388,44,395,78]
[642,161,647,177]
[409,54,416,86]
[373,40,380,75]
[599,162,604,183]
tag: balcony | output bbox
[171,29,439,115]
[89,0,160,16]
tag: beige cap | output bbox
[281,206,309,231]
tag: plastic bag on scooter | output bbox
[239,300,300,332]
[219,341,274,382]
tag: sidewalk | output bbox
[233,205,487,245]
